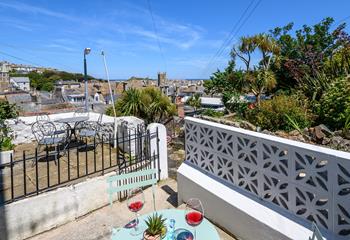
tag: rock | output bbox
[239,121,256,131]
[262,129,273,135]
[329,136,350,152]
[303,127,310,136]
[275,131,288,138]
[313,126,326,143]
[322,137,331,145]
[289,135,306,142]
[333,130,342,137]
[289,130,300,136]
[331,136,343,146]
[318,124,333,137]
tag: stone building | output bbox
[0,62,10,93]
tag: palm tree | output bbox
[187,93,201,114]
[109,87,176,124]
[232,34,279,105]
[231,36,257,72]
[115,88,145,117]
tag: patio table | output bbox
[111,209,220,240]
[54,116,90,140]
[54,116,89,124]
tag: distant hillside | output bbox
[10,70,97,92]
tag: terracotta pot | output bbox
[143,231,161,240]
[143,228,167,240]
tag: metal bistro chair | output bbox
[36,113,70,135]
[36,113,50,122]
[309,222,324,240]
[106,168,158,211]
[75,120,101,145]
[32,121,70,161]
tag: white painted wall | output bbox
[147,123,168,180]
[5,112,143,145]
[179,117,350,240]
[178,162,321,240]
[0,172,118,240]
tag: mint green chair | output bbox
[107,168,158,211]
[309,222,323,240]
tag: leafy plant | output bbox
[245,95,312,131]
[144,213,167,237]
[187,93,201,112]
[318,77,350,130]
[0,122,14,151]
[106,87,176,124]
[222,92,248,116]
[0,137,14,151]
[0,101,18,120]
[343,114,350,138]
[285,114,302,134]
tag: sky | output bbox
[0,0,349,79]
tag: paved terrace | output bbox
[27,179,237,240]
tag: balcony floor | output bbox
[27,178,237,240]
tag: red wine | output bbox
[128,201,144,212]
[185,211,203,226]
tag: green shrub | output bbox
[201,109,224,118]
[318,77,350,130]
[245,95,312,131]
[0,137,14,151]
[0,101,18,120]
[222,92,248,117]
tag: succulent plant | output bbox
[144,213,167,236]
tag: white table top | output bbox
[54,116,89,123]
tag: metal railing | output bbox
[0,127,160,205]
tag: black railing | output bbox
[0,127,160,205]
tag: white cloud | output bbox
[0,1,79,22]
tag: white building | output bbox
[10,77,30,91]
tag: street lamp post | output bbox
[84,48,91,111]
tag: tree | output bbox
[231,36,257,71]
[187,93,201,112]
[270,17,350,89]
[231,34,279,105]
[204,61,244,96]
[107,87,176,124]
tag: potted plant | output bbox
[0,123,14,165]
[143,213,167,240]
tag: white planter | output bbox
[0,150,14,165]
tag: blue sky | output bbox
[0,0,349,79]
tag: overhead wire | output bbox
[0,42,75,71]
[146,0,167,72]
[0,49,41,67]
[201,0,256,76]
[201,0,263,78]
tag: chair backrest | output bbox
[31,121,56,143]
[106,168,158,211]
[97,113,103,124]
[309,222,323,240]
[36,114,50,122]
[31,121,45,142]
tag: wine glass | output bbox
[185,198,204,240]
[127,187,145,236]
